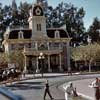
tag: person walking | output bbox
[65,82,74,100]
[91,77,100,100]
[22,70,26,78]
[43,79,54,100]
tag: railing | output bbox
[24,46,62,51]
[49,46,62,50]
[0,87,23,100]
[10,25,29,29]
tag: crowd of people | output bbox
[0,68,21,83]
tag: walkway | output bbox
[23,73,97,100]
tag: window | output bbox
[18,31,23,39]
[18,44,24,50]
[55,30,60,38]
[11,44,18,50]
[37,24,41,31]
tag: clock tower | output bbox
[28,3,47,38]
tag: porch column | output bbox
[36,57,39,73]
[48,55,52,72]
[24,55,27,72]
[47,42,50,50]
[66,42,71,71]
[59,54,63,72]
[35,41,38,50]
[8,45,11,63]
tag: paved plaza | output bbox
[0,73,100,100]
[73,78,95,100]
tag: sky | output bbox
[0,0,100,30]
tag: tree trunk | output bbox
[89,63,91,72]
[89,60,92,72]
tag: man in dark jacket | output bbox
[43,79,54,100]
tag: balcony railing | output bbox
[49,46,62,50]
[24,46,62,51]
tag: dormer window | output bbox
[18,30,23,39]
[37,24,41,31]
[55,30,60,38]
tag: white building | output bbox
[3,2,71,73]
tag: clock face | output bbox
[33,6,43,16]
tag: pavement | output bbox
[73,78,95,100]
[59,73,100,100]
[1,73,100,100]
[62,78,95,100]
[30,73,100,100]
[18,73,100,100]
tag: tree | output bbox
[71,43,100,72]
[45,2,68,28]
[0,5,12,43]
[0,1,86,48]
[36,0,48,9]
[11,0,18,25]
[46,2,85,33]
[0,52,8,68]
[3,7,12,27]
[18,2,31,26]
[88,17,100,42]
[0,3,4,41]
[44,2,85,47]
[64,6,85,46]
[8,50,24,71]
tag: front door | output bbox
[27,56,36,73]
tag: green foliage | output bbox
[10,50,24,71]
[44,1,85,35]
[18,2,31,25]
[71,43,100,62]
[71,43,100,72]
[0,1,85,38]
[88,17,100,42]
[0,52,8,64]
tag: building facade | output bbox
[3,2,71,73]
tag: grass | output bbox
[72,96,88,100]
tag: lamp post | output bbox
[38,52,45,77]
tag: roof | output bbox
[47,28,69,38]
[7,28,69,39]
[8,29,32,39]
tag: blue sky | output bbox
[0,0,100,30]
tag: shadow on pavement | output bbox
[32,74,67,79]
[53,99,65,100]
[5,81,44,90]
[16,81,43,85]
[45,98,65,100]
